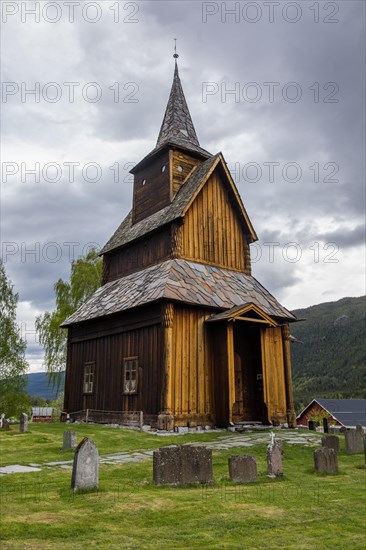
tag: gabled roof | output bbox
[206,303,278,326]
[101,153,257,254]
[297,398,366,427]
[62,259,296,327]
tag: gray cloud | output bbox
[1,0,365,371]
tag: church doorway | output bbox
[232,323,266,423]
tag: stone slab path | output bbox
[0,431,321,476]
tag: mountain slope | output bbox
[290,296,366,410]
[25,372,65,400]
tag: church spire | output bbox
[156,49,200,149]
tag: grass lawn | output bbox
[0,424,365,549]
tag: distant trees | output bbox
[35,249,102,386]
[0,260,29,417]
[291,296,366,409]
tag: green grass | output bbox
[1,424,365,549]
[0,423,230,466]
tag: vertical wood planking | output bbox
[181,172,246,271]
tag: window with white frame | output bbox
[83,362,95,394]
[123,357,138,394]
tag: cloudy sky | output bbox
[1,0,365,373]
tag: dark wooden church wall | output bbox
[132,149,170,224]
[66,306,162,416]
[104,226,173,282]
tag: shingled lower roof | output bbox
[62,259,296,327]
[100,154,220,254]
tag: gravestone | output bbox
[19,413,28,433]
[2,419,10,430]
[0,413,5,428]
[323,417,329,433]
[345,429,363,454]
[314,448,338,473]
[71,437,98,491]
[267,435,283,477]
[355,424,364,437]
[63,430,77,450]
[321,435,340,454]
[229,455,258,483]
[153,445,213,485]
[308,420,316,431]
[276,438,284,457]
[339,426,347,434]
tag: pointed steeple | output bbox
[156,59,200,149]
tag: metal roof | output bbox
[31,407,53,416]
[299,398,366,427]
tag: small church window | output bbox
[142,179,146,186]
[177,165,183,172]
[161,165,166,173]
[123,357,138,394]
[83,362,95,394]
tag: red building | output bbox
[296,398,366,428]
[31,407,54,423]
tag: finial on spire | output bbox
[173,38,179,59]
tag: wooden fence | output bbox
[64,409,143,428]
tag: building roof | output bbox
[62,258,296,327]
[157,61,200,150]
[297,398,366,427]
[31,407,53,416]
[101,153,257,255]
[132,61,212,174]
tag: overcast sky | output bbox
[1,0,365,373]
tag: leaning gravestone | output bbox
[19,413,28,433]
[321,435,340,454]
[345,429,363,454]
[2,419,10,431]
[71,437,98,491]
[267,434,283,477]
[229,455,257,483]
[314,448,338,473]
[63,430,77,450]
[153,445,213,485]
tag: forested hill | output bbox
[25,372,65,400]
[290,296,366,410]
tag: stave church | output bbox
[62,54,297,430]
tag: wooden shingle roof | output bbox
[157,61,200,149]
[62,259,296,327]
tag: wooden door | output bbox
[232,352,244,419]
[261,326,287,424]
